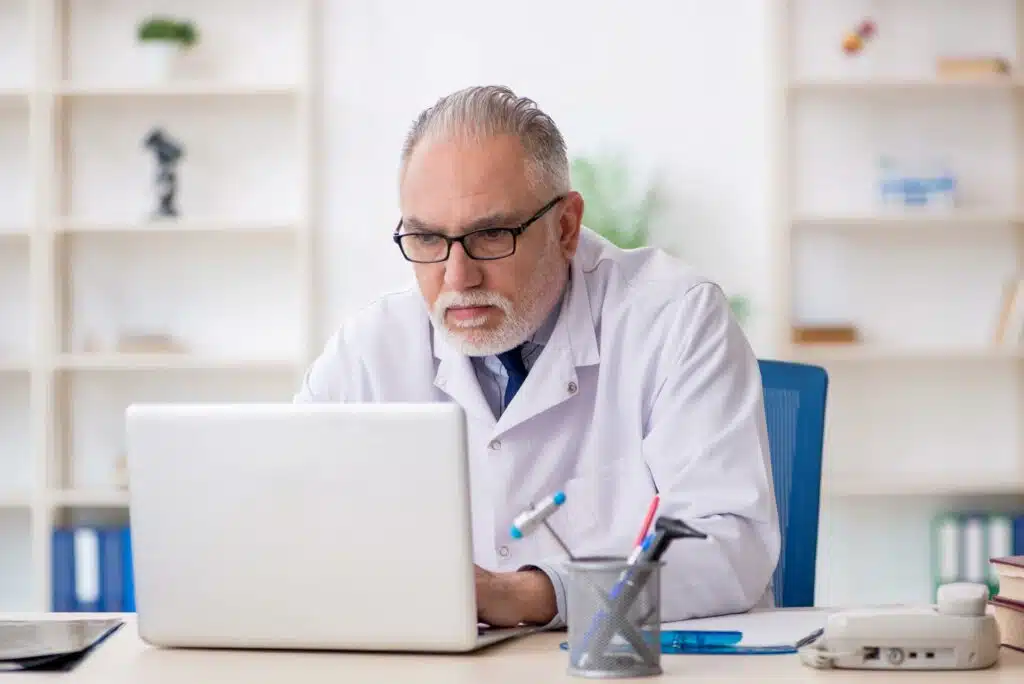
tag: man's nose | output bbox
[443,242,483,290]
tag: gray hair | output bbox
[400,85,570,196]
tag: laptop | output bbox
[124,402,540,652]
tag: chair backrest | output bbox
[758,359,828,608]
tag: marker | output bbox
[633,495,660,548]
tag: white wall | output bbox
[317,0,780,355]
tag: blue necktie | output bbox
[497,345,529,407]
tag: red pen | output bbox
[633,494,660,547]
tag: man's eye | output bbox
[412,234,443,245]
[478,229,507,240]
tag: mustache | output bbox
[433,290,513,316]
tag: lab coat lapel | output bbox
[431,327,497,427]
[496,261,600,434]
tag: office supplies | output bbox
[0,618,123,672]
[510,491,575,559]
[663,607,833,654]
[930,512,1024,598]
[566,557,663,678]
[560,630,743,653]
[125,402,538,653]
[633,494,659,547]
[798,583,1000,670]
[626,532,654,565]
[570,516,708,675]
[51,526,134,612]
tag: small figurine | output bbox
[842,18,876,55]
[143,127,185,218]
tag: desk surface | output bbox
[4,614,1024,683]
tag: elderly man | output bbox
[295,85,780,628]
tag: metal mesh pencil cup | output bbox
[566,557,663,678]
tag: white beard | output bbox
[430,234,566,357]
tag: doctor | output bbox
[295,85,780,628]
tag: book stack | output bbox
[990,557,1024,652]
[51,525,135,612]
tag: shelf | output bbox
[58,219,297,236]
[791,345,1024,362]
[789,78,1020,94]
[0,88,28,103]
[0,493,32,509]
[0,359,31,373]
[792,212,1024,228]
[50,489,128,508]
[0,0,318,614]
[57,354,299,372]
[826,473,1024,498]
[57,82,301,98]
[0,226,30,239]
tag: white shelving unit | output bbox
[778,0,1024,606]
[0,0,320,612]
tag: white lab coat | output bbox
[295,227,780,624]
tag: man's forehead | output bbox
[403,134,528,185]
[399,135,536,232]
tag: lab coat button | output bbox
[498,546,510,558]
[567,381,578,394]
[489,439,501,450]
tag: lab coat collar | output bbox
[430,255,599,428]
[546,255,600,368]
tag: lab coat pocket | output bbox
[560,457,655,557]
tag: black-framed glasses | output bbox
[393,195,565,263]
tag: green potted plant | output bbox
[136,16,199,81]
[571,153,751,326]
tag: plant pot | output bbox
[140,40,181,82]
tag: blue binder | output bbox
[121,526,136,612]
[1014,515,1024,556]
[51,525,136,612]
[51,529,77,611]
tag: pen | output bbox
[625,531,654,567]
[560,630,743,653]
[633,494,659,547]
[662,630,743,650]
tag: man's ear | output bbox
[558,191,584,259]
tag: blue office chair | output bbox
[758,359,828,608]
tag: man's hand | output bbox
[475,565,557,627]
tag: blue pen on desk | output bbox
[561,630,742,653]
[662,630,743,651]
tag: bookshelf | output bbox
[777,1,1024,605]
[0,0,320,612]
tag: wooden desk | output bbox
[5,615,1024,683]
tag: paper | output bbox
[663,608,835,648]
